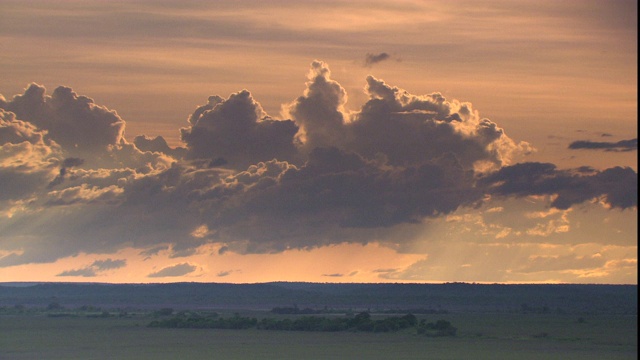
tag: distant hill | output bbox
[0,282,636,314]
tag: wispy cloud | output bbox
[568,138,637,152]
[57,258,126,277]
[148,263,197,278]
[322,273,344,277]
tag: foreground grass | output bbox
[0,312,636,360]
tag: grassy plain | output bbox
[0,311,636,360]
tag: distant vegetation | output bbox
[148,311,446,335]
[0,292,637,360]
[271,305,324,314]
[149,312,258,330]
[0,282,636,316]
[417,319,457,337]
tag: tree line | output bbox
[148,311,456,336]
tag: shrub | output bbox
[417,319,457,337]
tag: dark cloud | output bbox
[139,245,170,259]
[286,62,531,170]
[56,258,126,277]
[48,158,85,188]
[568,138,637,152]
[0,84,174,173]
[480,163,637,209]
[91,258,126,270]
[364,52,391,66]
[224,147,480,228]
[180,90,300,170]
[0,84,125,156]
[0,109,61,200]
[0,108,52,146]
[347,76,517,169]
[0,61,636,267]
[62,157,85,168]
[133,135,187,159]
[284,61,347,152]
[322,273,344,277]
[57,267,98,277]
[148,263,197,278]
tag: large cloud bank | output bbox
[0,61,636,266]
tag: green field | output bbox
[1,311,636,359]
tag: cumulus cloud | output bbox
[568,138,637,152]
[134,135,187,159]
[148,263,197,277]
[0,84,125,156]
[285,61,532,170]
[0,109,62,201]
[0,84,175,172]
[181,90,300,170]
[0,61,636,267]
[284,61,348,152]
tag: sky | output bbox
[0,0,637,284]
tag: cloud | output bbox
[0,84,176,173]
[207,147,482,247]
[375,241,635,283]
[322,273,344,277]
[285,61,532,170]
[0,84,125,157]
[180,90,300,170]
[0,61,636,267]
[479,163,637,209]
[91,258,126,270]
[48,158,86,188]
[217,270,237,277]
[57,258,126,277]
[0,109,61,201]
[514,254,606,274]
[284,61,348,152]
[568,138,637,152]
[57,267,98,277]
[364,52,391,66]
[348,75,533,170]
[134,135,187,159]
[139,245,170,259]
[148,263,198,278]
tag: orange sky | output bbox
[0,0,636,284]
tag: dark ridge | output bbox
[0,282,636,315]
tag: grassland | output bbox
[1,310,636,359]
[1,283,635,359]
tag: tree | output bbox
[417,319,457,337]
[47,302,62,311]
